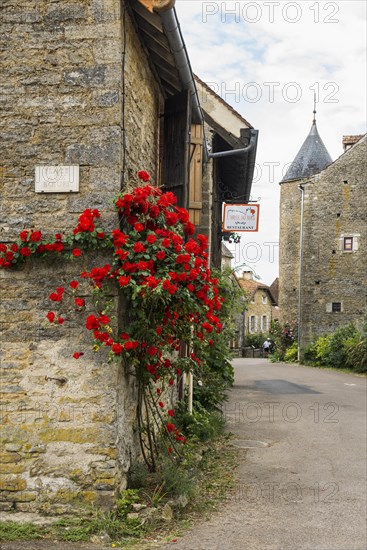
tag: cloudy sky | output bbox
[175,0,366,285]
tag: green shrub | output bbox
[313,335,332,366]
[190,268,237,412]
[245,333,269,348]
[268,350,283,363]
[269,320,298,361]
[284,342,298,363]
[301,322,367,372]
[174,402,225,442]
[344,335,367,373]
[325,324,359,369]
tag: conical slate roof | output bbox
[282,121,332,182]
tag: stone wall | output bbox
[0,0,162,513]
[279,136,367,347]
[278,179,302,325]
[300,136,367,346]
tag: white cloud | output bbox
[176,0,366,284]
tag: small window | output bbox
[262,315,268,332]
[332,302,342,312]
[343,237,353,251]
[262,295,267,304]
[249,316,256,333]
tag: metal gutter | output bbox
[159,7,203,125]
[158,5,258,169]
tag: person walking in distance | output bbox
[262,337,272,357]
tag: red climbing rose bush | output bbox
[0,172,224,470]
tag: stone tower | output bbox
[279,115,333,326]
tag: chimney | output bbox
[242,271,253,280]
[342,135,363,152]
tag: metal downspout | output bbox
[297,184,305,361]
[208,129,258,158]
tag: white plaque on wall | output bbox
[35,166,79,193]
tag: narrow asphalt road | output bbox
[162,358,367,550]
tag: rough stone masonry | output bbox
[0,0,164,513]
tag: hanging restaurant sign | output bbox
[222,203,260,232]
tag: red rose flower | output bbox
[134,223,145,232]
[112,343,124,355]
[133,242,146,253]
[46,311,55,323]
[97,232,105,239]
[175,207,189,223]
[124,340,139,350]
[57,317,65,325]
[147,234,157,244]
[149,205,160,218]
[156,251,166,262]
[73,352,84,359]
[166,422,175,433]
[137,260,149,271]
[0,244,7,252]
[69,280,79,289]
[115,249,128,261]
[164,212,178,226]
[112,230,128,247]
[184,221,195,235]
[119,275,131,287]
[54,242,64,252]
[147,346,158,356]
[11,243,19,253]
[99,315,110,325]
[158,192,177,207]
[72,248,81,257]
[158,401,164,408]
[168,410,174,417]
[20,247,31,257]
[75,298,85,307]
[30,231,42,242]
[5,252,14,261]
[137,170,150,182]
[86,315,100,330]
[19,230,29,242]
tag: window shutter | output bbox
[189,124,203,225]
[162,90,190,209]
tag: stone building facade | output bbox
[0,0,211,515]
[279,128,366,348]
[0,0,259,515]
[237,272,278,340]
